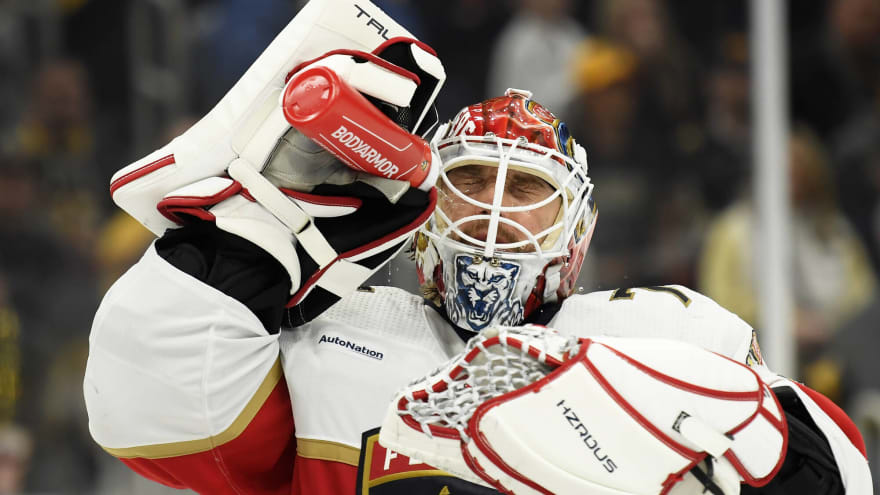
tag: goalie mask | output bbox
[415,89,596,332]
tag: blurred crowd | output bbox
[0,0,879,493]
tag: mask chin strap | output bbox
[484,137,521,258]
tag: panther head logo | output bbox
[446,254,523,331]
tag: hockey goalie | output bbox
[83,0,871,493]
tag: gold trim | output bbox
[102,357,284,459]
[368,469,455,487]
[609,288,635,301]
[297,438,360,466]
[642,286,692,307]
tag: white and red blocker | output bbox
[283,66,437,190]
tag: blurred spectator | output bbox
[0,62,103,359]
[695,33,751,211]
[595,0,703,150]
[0,153,101,493]
[7,59,94,163]
[3,58,107,237]
[0,60,106,491]
[417,0,511,116]
[699,126,877,374]
[0,152,97,370]
[0,277,20,426]
[0,424,32,495]
[486,0,586,113]
[569,38,650,288]
[831,93,880,271]
[0,3,26,132]
[796,0,880,274]
[792,0,880,140]
[568,38,705,290]
[569,0,709,291]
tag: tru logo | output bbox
[354,4,391,40]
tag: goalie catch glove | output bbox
[380,326,788,495]
[108,0,445,325]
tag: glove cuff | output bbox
[157,170,437,326]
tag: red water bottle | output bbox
[282,66,434,190]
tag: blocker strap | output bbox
[316,260,373,296]
[675,412,734,458]
[228,159,338,268]
[227,158,378,300]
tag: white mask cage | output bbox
[425,129,593,262]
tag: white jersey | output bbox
[85,244,872,494]
[284,283,756,451]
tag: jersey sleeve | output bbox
[84,237,295,494]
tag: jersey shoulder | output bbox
[278,286,456,450]
[284,285,451,359]
[551,285,755,361]
[316,285,433,342]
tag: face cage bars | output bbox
[427,132,593,261]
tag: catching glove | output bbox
[380,326,788,495]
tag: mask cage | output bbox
[426,131,593,261]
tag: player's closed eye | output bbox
[506,176,554,202]
[447,168,484,187]
[447,167,553,202]
[453,177,486,194]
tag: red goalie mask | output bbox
[414,89,597,332]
